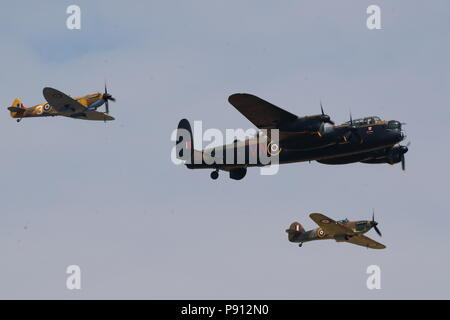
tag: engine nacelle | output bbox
[360,147,405,164]
[229,167,247,180]
[386,148,403,164]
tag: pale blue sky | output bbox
[0,0,449,299]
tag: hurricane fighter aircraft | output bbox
[286,212,385,249]
[176,93,409,180]
[8,86,116,122]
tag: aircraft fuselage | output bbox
[187,119,404,169]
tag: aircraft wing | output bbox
[228,93,298,129]
[70,110,115,121]
[309,213,352,235]
[346,235,386,249]
[43,87,86,114]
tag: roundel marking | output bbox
[267,141,281,156]
[321,219,330,224]
[43,103,51,111]
[316,228,325,238]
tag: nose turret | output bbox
[387,120,406,144]
[387,120,402,130]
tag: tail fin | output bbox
[285,222,305,242]
[8,98,25,116]
[176,119,194,163]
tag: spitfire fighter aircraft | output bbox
[176,93,409,180]
[286,212,385,249]
[8,86,116,122]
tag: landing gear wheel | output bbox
[16,119,21,123]
[210,170,219,180]
[298,243,303,247]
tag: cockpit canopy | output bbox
[342,116,381,126]
[337,218,349,224]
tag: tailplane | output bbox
[8,98,25,116]
[285,222,305,242]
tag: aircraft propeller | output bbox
[319,102,335,125]
[103,83,116,114]
[344,112,362,143]
[399,142,410,171]
[371,210,382,237]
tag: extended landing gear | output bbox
[298,243,303,247]
[210,170,219,180]
[16,119,22,123]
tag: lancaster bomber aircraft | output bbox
[286,212,385,249]
[176,93,409,180]
[7,85,116,122]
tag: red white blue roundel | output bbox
[43,104,51,111]
[267,141,281,156]
[317,228,325,238]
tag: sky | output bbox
[0,0,449,299]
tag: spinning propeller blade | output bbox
[319,102,334,125]
[371,209,382,237]
[400,142,410,171]
[344,111,362,143]
[103,83,116,114]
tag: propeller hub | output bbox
[320,115,334,125]
[103,93,114,101]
